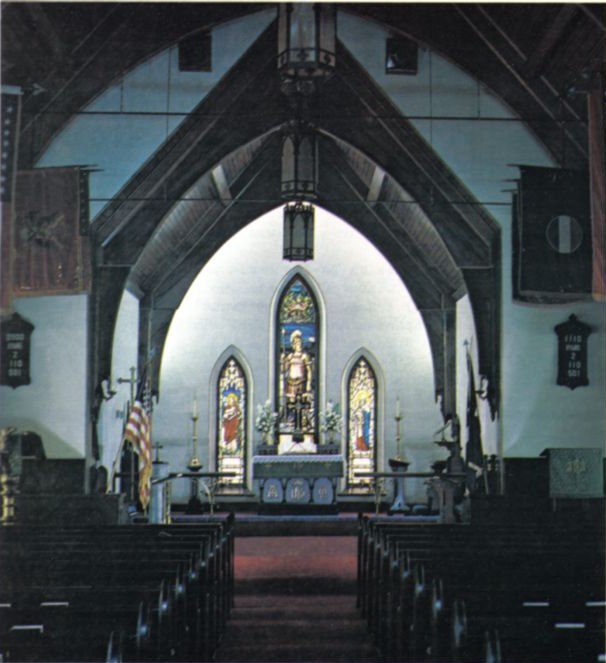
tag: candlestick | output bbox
[394,397,404,461]
[188,408,202,471]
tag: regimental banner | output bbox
[588,83,606,300]
[13,167,91,296]
[0,312,34,388]
[1,91,22,313]
[554,314,591,390]
[1,92,21,203]
[512,166,592,303]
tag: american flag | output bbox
[124,398,152,510]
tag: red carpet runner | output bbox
[214,536,379,662]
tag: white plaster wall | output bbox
[154,208,444,502]
[0,295,89,458]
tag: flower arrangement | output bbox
[320,400,343,433]
[255,400,278,434]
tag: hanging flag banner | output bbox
[512,166,591,303]
[13,167,91,296]
[588,83,605,300]
[1,91,21,313]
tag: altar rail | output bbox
[0,515,234,662]
[358,512,605,662]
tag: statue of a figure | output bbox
[281,329,313,434]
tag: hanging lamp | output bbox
[277,3,336,88]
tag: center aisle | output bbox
[214,535,380,662]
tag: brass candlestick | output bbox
[395,412,403,461]
[188,412,202,472]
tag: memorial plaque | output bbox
[554,315,591,389]
[0,313,34,388]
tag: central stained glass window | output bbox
[276,276,319,450]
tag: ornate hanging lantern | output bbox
[277,3,336,86]
[283,201,314,262]
[281,122,317,201]
[281,121,317,261]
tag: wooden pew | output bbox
[0,515,234,662]
[358,512,605,663]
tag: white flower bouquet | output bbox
[320,400,343,433]
[255,400,278,434]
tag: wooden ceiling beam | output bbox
[144,138,280,299]
[313,43,497,269]
[347,3,589,168]
[522,5,580,79]
[96,23,285,262]
[320,138,457,302]
[453,4,587,164]
[14,3,266,167]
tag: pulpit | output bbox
[541,448,604,499]
[252,454,344,512]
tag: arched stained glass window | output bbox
[276,275,319,451]
[347,357,377,489]
[216,357,247,486]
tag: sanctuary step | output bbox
[213,535,379,662]
[214,595,378,662]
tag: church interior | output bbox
[0,3,604,662]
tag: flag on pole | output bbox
[124,399,152,510]
[465,348,484,476]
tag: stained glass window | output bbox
[216,357,247,486]
[276,276,319,451]
[347,357,377,489]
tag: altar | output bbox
[252,454,344,510]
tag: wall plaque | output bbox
[0,312,34,388]
[554,314,590,389]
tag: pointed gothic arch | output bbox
[343,351,383,490]
[209,347,253,489]
[273,270,323,450]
